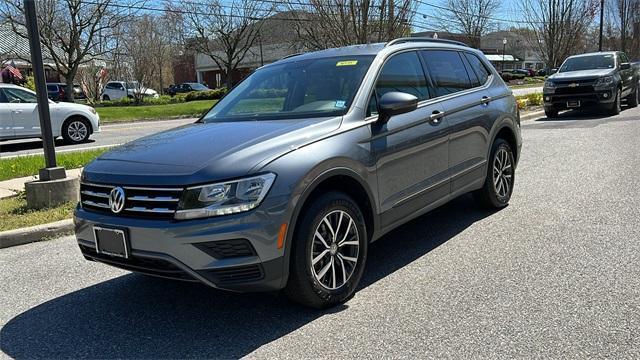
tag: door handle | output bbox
[429,110,444,124]
[481,96,492,105]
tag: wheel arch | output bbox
[62,114,93,135]
[493,125,519,164]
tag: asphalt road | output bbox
[0,118,196,158]
[2,105,640,358]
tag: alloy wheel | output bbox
[492,148,513,198]
[67,120,88,142]
[310,210,360,290]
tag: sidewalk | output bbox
[0,168,83,199]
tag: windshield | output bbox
[126,81,139,89]
[559,54,615,72]
[202,55,374,122]
[188,83,209,90]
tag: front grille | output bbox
[79,244,196,281]
[194,239,257,259]
[555,85,595,95]
[80,182,182,219]
[199,265,264,285]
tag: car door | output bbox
[619,52,633,97]
[370,50,450,229]
[0,89,14,139]
[420,50,491,195]
[3,87,41,138]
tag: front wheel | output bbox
[62,118,91,144]
[284,192,368,309]
[474,138,515,208]
[544,107,558,119]
[627,84,639,108]
[608,88,622,115]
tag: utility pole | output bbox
[258,33,264,67]
[24,0,65,181]
[599,0,604,51]
[502,38,507,72]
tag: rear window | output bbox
[463,53,491,85]
[421,50,472,97]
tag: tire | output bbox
[627,84,639,108]
[474,138,515,209]
[284,191,368,309]
[544,107,558,118]
[62,117,91,144]
[102,95,110,101]
[608,88,621,115]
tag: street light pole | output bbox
[23,0,65,181]
[502,38,507,72]
[598,0,604,51]
[259,34,264,67]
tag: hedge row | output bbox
[95,88,228,107]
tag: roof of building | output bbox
[0,22,31,59]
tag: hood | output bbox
[51,102,94,113]
[82,117,342,186]
[549,69,615,81]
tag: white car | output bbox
[101,81,159,101]
[0,83,100,144]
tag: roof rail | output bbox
[281,52,303,60]
[386,37,469,48]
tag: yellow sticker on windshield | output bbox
[336,60,358,66]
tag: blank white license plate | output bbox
[567,100,581,108]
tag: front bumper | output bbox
[543,89,615,109]
[73,194,290,292]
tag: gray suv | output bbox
[74,38,522,308]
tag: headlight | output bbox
[175,173,276,220]
[89,108,96,115]
[594,76,614,87]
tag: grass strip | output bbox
[0,193,74,232]
[97,100,217,123]
[0,147,110,181]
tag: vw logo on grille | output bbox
[109,187,126,213]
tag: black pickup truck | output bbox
[543,51,639,118]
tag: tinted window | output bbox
[375,51,429,101]
[105,82,118,90]
[3,88,38,103]
[619,53,629,64]
[0,89,8,103]
[559,54,615,72]
[421,50,472,97]
[464,53,490,85]
[46,85,58,92]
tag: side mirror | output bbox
[377,91,418,123]
[550,68,558,74]
[621,62,631,70]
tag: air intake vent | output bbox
[199,265,263,285]
[194,239,257,259]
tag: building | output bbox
[0,22,61,82]
[194,12,305,88]
[480,30,544,70]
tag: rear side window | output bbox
[463,53,491,85]
[46,85,57,92]
[421,50,472,97]
[375,51,429,101]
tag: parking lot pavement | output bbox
[0,118,196,158]
[1,106,640,358]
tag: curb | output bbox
[0,219,74,249]
[521,109,545,122]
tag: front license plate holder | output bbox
[567,100,581,108]
[94,226,129,258]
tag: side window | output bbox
[0,89,8,103]
[4,88,38,103]
[46,85,57,92]
[461,55,480,87]
[620,53,629,64]
[421,50,472,97]
[105,82,117,90]
[463,52,491,85]
[375,51,430,101]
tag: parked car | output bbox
[543,51,639,118]
[46,83,87,102]
[166,82,210,96]
[74,38,522,308]
[536,68,558,77]
[101,81,159,101]
[513,69,532,77]
[500,70,526,81]
[0,83,100,144]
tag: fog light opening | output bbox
[545,96,551,102]
[603,93,609,98]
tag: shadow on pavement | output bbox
[0,195,497,358]
[0,138,95,155]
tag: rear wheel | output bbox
[62,117,91,144]
[627,84,639,108]
[102,95,110,101]
[284,192,367,309]
[474,138,515,209]
[608,88,622,115]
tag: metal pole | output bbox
[599,0,604,51]
[502,43,506,72]
[259,35,264,67]
[24,0,65,181]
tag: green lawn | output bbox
[97,100,217,123]
[0,193,75,232]
[0,148,111,181]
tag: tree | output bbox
[518,0,598,68]
[1,0,138,101]
[288,0,416,50]
[608,0,640,57]
[177,0,273,89]
[437,0,500,48]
